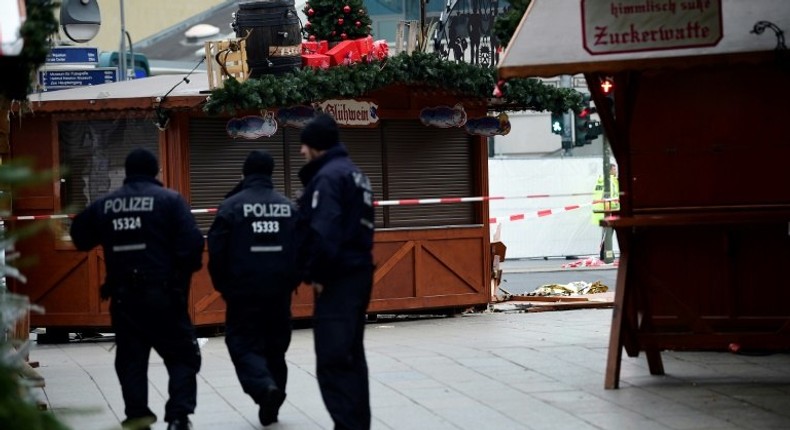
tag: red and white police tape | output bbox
[488,203,592,224]
[372,192,595,206]
[1,193,617,224]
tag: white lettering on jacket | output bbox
[242,203,292,218]
[104,196,155,214]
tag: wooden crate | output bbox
[395,20,419,54]
[205,39,249,89]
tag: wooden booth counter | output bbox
[9,77,493,334]
[499,0,790,388]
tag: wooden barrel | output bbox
[234,0,302,77]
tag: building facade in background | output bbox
[71,0,227,53]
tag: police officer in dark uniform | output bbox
[207,150,299,427]
[70,148,204,430]
[296,114,376,430]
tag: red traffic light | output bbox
[600,79,614,95]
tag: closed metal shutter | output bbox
[59,118,159,212]
[189,117,474,231]
[189,117,286,232]
[340,127,385,227]
[286,125,385,227]
[285,126,306,202]
[383,120,474,228]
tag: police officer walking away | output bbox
[296,114,376,430]
[70,148,204,430]
[207,150,299,427]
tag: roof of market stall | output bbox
[498,0,790,79]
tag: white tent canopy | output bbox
[497,0,790,79]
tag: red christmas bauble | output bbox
[341,32,347,39]
[305,21,312,28]
[355,21,361,27]
[307,8,314,16]
[331,30,336,36]
[338,18,344,25]
[309,34,316,41]
[343,5,351,13]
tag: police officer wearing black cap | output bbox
[70,148,204,430]
[207,150,299,427]
[296,113,376,430]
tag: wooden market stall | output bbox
[9,72,494,334]
[499,0,790,388]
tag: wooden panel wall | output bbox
[628,64,790,211]
[9,92,492,330]
[604,61,790,388]
[10,115,111,328]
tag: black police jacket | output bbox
[207,174,300,300]
[69,175,205,291]
[296,144,375,284]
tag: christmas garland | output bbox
[5,2,584,117]
[203,51,584,116]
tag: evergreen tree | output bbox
[494,0,531,49]
[302,0,372,43]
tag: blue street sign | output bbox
[45,46,100,64]
[37,68,119,89]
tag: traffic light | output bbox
[550,111,564,135]
[574,95,593,146]
[599,77,615,114]
[585,120,603,141]
[600,78,614,96]
[574,93,605,145]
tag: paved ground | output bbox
[31,306,790,430]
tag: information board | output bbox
[45,46,100,64]
[38,68,119,89]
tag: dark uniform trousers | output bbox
[224,292,293,402]
[314,266,374,430]
[110,285,201,423]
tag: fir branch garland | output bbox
[204,51,584,116]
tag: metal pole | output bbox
[602,135,614,263]
[0,220,5,294]
[419,0,426,51]
[560,75,573,156]
[118,0,127,81]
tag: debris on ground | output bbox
[526,280,609,296]
[561,256,619,269]
[493,280,614,313]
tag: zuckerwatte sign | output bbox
[581,0,722,55]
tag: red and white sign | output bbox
[581,0,722,55]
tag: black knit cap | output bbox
[300,113,339,150]
[125,148,159,177]
[242,150,274,177]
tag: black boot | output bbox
[121,413,156,430]
[258,385,286,426]
[166,417,191,430]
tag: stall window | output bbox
[189,118,287,232]
[189,117,475,233]
[58,118,159,236]
[383,121,475,227]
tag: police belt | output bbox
[103,270,186,299]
